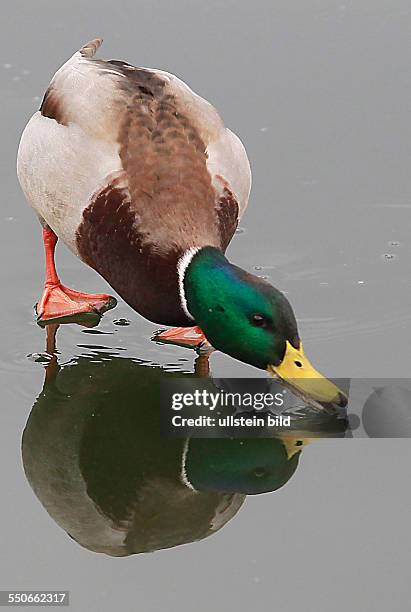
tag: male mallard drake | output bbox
[23,355,306,555]
[17,39,346,407]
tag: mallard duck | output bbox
[17,39,346,408]
[23,354,308,555]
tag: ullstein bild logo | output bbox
[172,412,292,429]
[160,378,411,439]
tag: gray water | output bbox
[1,1,411,610]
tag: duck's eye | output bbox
[254,467,267,478]
[251,313,268,328]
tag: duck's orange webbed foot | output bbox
[153,326,213,353]
[36,283,117,328]
[36,226,117,328]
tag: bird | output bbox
[23,352,307,555]
[17,39,346,408]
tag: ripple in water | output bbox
[113,318,131,326]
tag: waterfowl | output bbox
[23,352,307,555]
[17,39,346,407]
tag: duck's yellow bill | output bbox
[267,341,347,408]
[281,435,314,459]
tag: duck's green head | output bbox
[183,247,346,408]
[184,436,306,494]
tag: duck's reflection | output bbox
[22,327,348,556]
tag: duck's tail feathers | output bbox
[79,38,103,58]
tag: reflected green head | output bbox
[185,438,301,495]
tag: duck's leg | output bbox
[36,226,117,328]
[194,353,211,377]
[44,323,60,383]
[153,326,214,353]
